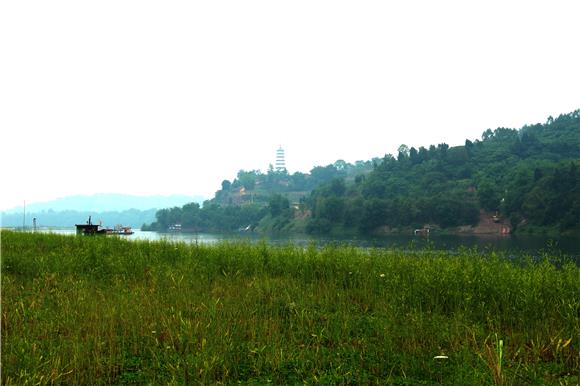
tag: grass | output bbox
[1,231,579,385]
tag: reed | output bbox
[2,231,579,384]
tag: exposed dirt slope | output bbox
[456,211,511,234]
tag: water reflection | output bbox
[39,228,579,259]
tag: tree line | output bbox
[306,110,580,235]
[144,110,580,235]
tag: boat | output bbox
[75,217,133,235]
[75,216,107,235]
[168,223,182,232]
[107,225,134,235]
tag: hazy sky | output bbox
[1,1,579,211]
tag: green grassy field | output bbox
[1,231,579,385]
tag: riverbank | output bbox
[2,231,579,384]
[257,209,580,238]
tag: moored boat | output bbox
[75,217,133,235]
[75,216,107,235]
[107,225,134,235]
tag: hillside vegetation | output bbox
[145,110,580,235]
[306,110,580,235]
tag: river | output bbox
[30,228,580,259]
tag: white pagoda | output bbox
[275,146,286,172]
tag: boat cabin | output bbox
[75,216,106,235]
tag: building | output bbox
[275,146,286,172]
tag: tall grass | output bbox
[2,231,579,384]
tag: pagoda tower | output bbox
[275,146,286,172]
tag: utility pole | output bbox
[23,200,26,231]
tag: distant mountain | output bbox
[1,209,158,228]
[2,193,206,214]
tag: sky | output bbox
[1,0,579,211]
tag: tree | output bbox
[482,129,493,141]
[328,178,346,196]
[418,146,429,162]
[310,165,340,184]
[290,172,308,190]
[359,198,387,232]
[437,143,449,160]
[237,170,258,190]
[397,144,409,162]
[334,159,348,171]
[181,202,201,229]
[268,194,290,217]
[409,147,419,164]
[315,196,345,223]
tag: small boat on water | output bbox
[168,223,182,232]
[75,216,107,235]
[75,216,133,236]
[107,225,134,235]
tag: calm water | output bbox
[33,228,580,259]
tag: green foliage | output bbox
[310,164,344,184]
[146,202,267,232]
[2,232,579,384]
[145,110,580,235]
[145,159,374,232]
[306,110,580,235]
[234,170,258,190]
[477,178,501,211]
[268,194,290,218]
[519,162,580,230]
[221,179,231,191]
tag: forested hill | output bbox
[143,159,377,232]
[145,110,580,235]
[307,110,580,235]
